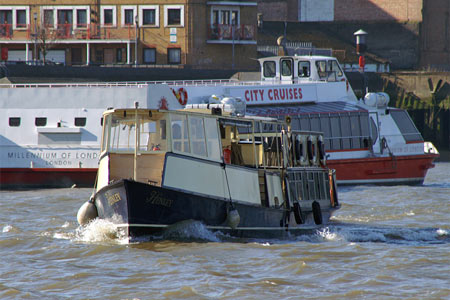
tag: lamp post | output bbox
[135,15,138,67]
[33,12,37,64]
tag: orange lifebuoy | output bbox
[172,87,188,106]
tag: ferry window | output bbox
[189,116,207,157]
[319,115,331,150]
[350,114,362,148]
[340,114,351,149]
[263,61,276,77]
[328,60,343,77]
[9,117,20,127]
[369,117,378,145]
[281,60,292,76]
[171,114,190,153]
[204,117,221,160]
[330,115,341,150]
[316,61,327,78]
[75,117,86,127]
[141,117,168,152]
[100,117,103,126]
[390,110,423,142]
[35,117,47,127]
[298,61,310,77]
[360,114,371,147]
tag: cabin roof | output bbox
[246,101,367,117]
[258,55,335,62]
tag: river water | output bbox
[1,163,449,299]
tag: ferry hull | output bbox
[94,179,338,239]
[0,168,97,189]
[327,153,438,185]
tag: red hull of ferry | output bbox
[0,168,97,189]
[327,153,439,185]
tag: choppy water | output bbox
[1,163,449,299]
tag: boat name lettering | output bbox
[146,191,173,208]
[106,192,122,206]
[6,151,98,160]
[244,88,303,102]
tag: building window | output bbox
[143,48,156,64]
[121,6,136,27]
[43,9,54,27]
[76,9,87,28]
[140,6,158,26]
[101,6,116,27]
[75,117,86,127]
[168,48,181,64]
[164,5,184,27]
[9,117,20,127]
[211,7,240,26]
[117,48,123,62]
[35,117,47,127]
[57,10,73,26]
[124,9,134,25]
[16,10,26,28]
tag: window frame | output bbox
[9,117,20,127]
[164,5,184,27]
[139,5,159,27]
[0,6,29,30]
[167,48,181,64]
[100,5,116,27]
[40,6,90,29]
[121,5,137,27]
[210,6,240,27]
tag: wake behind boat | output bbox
[77,103,339,240]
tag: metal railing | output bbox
[207,24,256,41]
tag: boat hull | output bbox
[327,153,438,185]
[94,179,338,239]
[0,168,97,189]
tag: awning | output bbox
[246,101,367,117]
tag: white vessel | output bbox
[0,55,439,188]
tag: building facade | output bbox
[0,0,257,69]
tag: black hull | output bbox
[94,179,339,239]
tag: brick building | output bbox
[257,0,450,70]
[0,0,258,69]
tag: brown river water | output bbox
[1,163,449,299]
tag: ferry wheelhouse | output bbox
[78,104,339,239]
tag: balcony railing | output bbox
[0,24,13,38]
[207,24,256,41]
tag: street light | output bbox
[135,15,138,67]
[33,12,37,64]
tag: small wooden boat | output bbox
[77,102,340,240]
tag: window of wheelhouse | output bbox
[328,60,343,77]
[281,59,292,76]
[298,61,310,77]
[35,117,47,127]
[390,110,423,142]
[9,117,20,127]
[263,61,276,78]
[316,60,327,79]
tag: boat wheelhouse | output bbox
[79,104,339,240]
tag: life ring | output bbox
[312,201,323,225]
[172,87,188,106]
[292,202,304,224]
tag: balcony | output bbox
[207,24,256,44]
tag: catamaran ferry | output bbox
[0,55,439,188]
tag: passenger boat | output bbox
[0,55,439,188]
[77,104,340,240]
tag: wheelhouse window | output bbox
[140,6,158,26]
[164,5,184,27]
[189,116,207,157]
[143,48,156,64]
[328,60,343,77]
[35,117,47,127]
[9,117,20,127]
[168,48,181,64]
[171,114,189,153]
[298,61,310,77]
[263,61,276,78]
[316,60,327,78]
[281,60,292,76]
[390,110,423,142]
[75,117,86,127]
